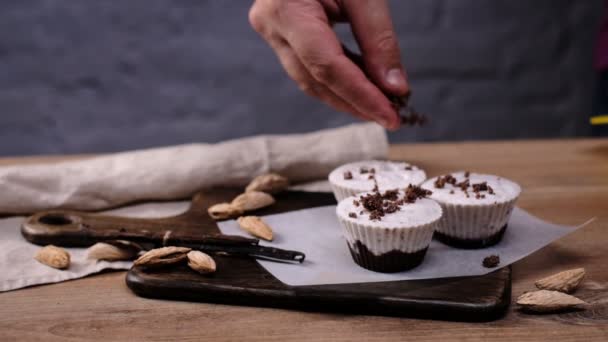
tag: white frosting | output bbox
[328,160,426,193]
[421,172,521,206]
[336,191,442,229]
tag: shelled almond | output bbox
[516,290,587,313]
[245,173,289,194]
[133,246,191,268]
[34,245,70,270]
[187,251,216,274]
[535,268,585,293]
[87,240,142,261]
[231,191,275,211]
[237,216,274,241]
[208,202,244,220]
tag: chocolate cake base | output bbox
[434,224,508,249]
[347,241,428,273]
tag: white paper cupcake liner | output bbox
[434,198,518,240]
[337,216,437,255]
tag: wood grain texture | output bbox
[1,138,607,341]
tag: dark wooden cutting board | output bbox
[22,189,511,321]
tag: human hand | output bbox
[249,0,409,130]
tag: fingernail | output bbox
[376,116,390,128]
[377,115,395,130]
[386,69,406,88]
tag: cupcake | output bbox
[421,171,521,249]
[328,160,426,202]
[336,185,442,273]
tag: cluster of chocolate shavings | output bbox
[434,174,457,188]
[400,109,428,126]
[343,171,353,180]
[404,184,432,202]
[352,184,432,222]
[389,96,428,127]
[434,172,495,199]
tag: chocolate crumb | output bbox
[404,166,413,171]
[343,171,353,180]
[353,200,360,207]
[449,190,455,194]
[464,171,470,178]
[360,167,369,174]
[472,182,488,192]
[384,203,399,213]
[348,212,357,218]
[370,168,376,174]
[470,181,495,199]
[404,184,432,203]
[368,174,375,180]
[457,179,470,191]
[434,174,457,189]
[369,210,384,221]
[399,108,428,127]
[389,95,428,127]
[482,255,500,268]
[382,189,399,201]
[390,95,406,110]
[360,192,384,212]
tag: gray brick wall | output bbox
[0,0,603,155]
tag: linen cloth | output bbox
[0,123,387,214]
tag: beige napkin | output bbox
[0,123,388,214]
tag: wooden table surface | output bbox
[1,138,607,341]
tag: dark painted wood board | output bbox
[22,189,511,321]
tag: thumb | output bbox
[343,0,409,97]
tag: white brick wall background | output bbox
[0,0,603,155]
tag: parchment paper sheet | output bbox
[219,206,592,286]
[0,196,591,291]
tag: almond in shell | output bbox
[231,191,275,211]
[535,268,585,293]
[237,216,273,241]
[133,246,191,268]
[87,240,142,261]
[34,245,70,270]
[516,290,587,313]
[187,250,216,274]
[245,173,289,194]
[208,202,244,220]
